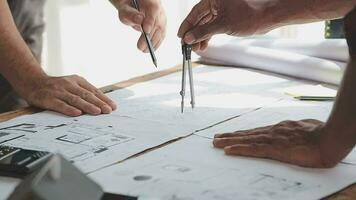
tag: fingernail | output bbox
[92,107,102,115]
[224,146,232,154]
[101,105,112,114]
[72,109,82,117]
[213,138,221,147]
[214,134,221,138]
[134,15,143,24]
[184,33,195,44]
[138,43,146,52]
[144,24,152,34]
[110,102,117,110]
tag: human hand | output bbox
[213,119,347,168]
[112,0,167,52]
[178,0,274,51]
[16,74,117,117]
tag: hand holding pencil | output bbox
[111,0,167,54]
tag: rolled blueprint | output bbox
[198,43,347,85]
[229,38,349,62]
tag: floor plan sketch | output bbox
[0,66,306,173]
[0,112,179,173]
[91,136,356,200]
[0,65,355,200]
[94,157,316,200]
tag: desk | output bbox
[0,64,355,200]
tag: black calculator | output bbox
[0,145,52,178]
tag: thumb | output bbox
[183,21,222,44]
[118,4,145,27]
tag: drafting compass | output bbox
[180,43,195,113]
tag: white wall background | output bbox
[42,0,324,88]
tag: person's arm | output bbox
[321,8,356,164]
[178,0,356,51]
[110,0,166,52]
[213,8,356,168]
[0,0,116,116]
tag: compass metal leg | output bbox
[180,59,187,113]
[187,60,195,109]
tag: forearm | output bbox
[318,58,355,166]
[0,0,45,87]
[323,7,356,151]
[262,0,356,30]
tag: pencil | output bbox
[132,0,158,68]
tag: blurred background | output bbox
[41,0,325,88]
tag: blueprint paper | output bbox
[198,43,346,85]
[91,135,356,200]
[0,66,298,173]
[0,65,352,199]
[0,112,178,173]
[104,66,302,133]
[195,99,333,139]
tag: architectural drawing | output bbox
[0,107,190,173]
[1,118,134,164]
[91,135,356,200]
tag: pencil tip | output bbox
[154,61,158,68]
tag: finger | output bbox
[183,21,222,44]
[133,25,142,32]
[194,40,210,52]
[178,1,210,38]
[69,86,113,114]
[151,21,165,50]
[214,125,274,138]
[200,39,210,51]
[137,33,147,52]
[61,93,102,115]
[215,134,289,149]
[199,13,215,26]
[154,31,164,50]
[213,135,273,148]
[192,42,201,52]
[224,144,280,160]
[77,79,117,111]
[300,119,323,125]
[118,4,144,27]
[150,28,161,50]
[142,2,160,34]
[45,99,82,117]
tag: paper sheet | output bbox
[0,66,296,174]
[195,99,333,139]
[103,66,302,133]
[226,38,349,62]
[0,112,178,173]
[2,65,349,199]
[194,98,356,166]
[91,135,356,200]
[198,42,346,85]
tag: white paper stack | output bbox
[198,38,349,85]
